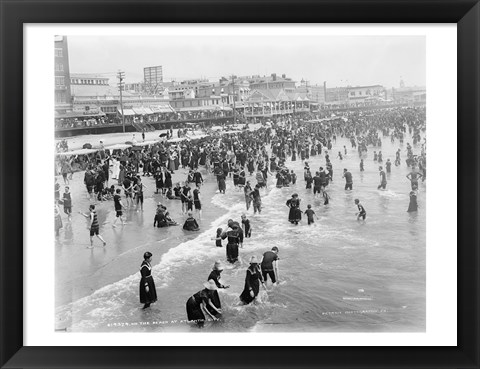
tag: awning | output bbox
[107,143,133,150]
[177,105,231,112]
[55,111,106,119]
[117,108,136,116]
[132,107,154,115]
[56,148,99,157]
[150,104,175,113]
[134,140,158,147]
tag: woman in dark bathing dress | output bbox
[407,190,419,212]
[186,280,222,327]
[286,193,302,225]
[221,222,243,263]
[206,260,230,317]
[239,256,266,305]
[139,252,157,309]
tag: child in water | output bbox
[304,204,319,225]
[355,199,366,220]
[186,194,194,212]
[211,228,223,247]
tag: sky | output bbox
[67,35,425,89]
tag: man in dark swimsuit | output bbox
[261,247,280,285]
[342,168,353,191]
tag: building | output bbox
[144,66,163,94]
[389,86,426,103]
[347,85,387,103]
[248,73,296,92]
[196,77,251,105]
[241,88,309,117]
[295,83,326,104]
[70,73,109,86]
[124,82,145,93]
[54,35,72,113]
[325,86,349,104]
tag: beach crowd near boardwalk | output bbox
[54,106,426,330]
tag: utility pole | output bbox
[231,75,236,125]
[117,71,125,133]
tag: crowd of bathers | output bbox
[55,105,426,324]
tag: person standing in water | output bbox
[260,247,280,286]
[386,159,392,174]
[407,190,419,212]
[286,193,302,225]
[244,181,253,211]
[239,256,266,305]
[304,204,318,225]
[377,166,387,190]
[342,168,353,191]
[251,184,262,215]
[221,222,243,263]
[355,199,366,221]
[193,184,202,219]
[406,168,423,190]
[139,251,157,309]
[241,214,252,239]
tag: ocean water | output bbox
[55,132,425,332]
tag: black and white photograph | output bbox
[53,33,427,333]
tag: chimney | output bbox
[271,73,277,81]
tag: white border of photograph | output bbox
[24,24,457,346]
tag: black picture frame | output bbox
[1,0,478,368]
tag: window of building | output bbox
[359,91,362,95]
[55,76,65,87]
[55,63,64,72]
[55,48,63,57]
[350,91,355,96]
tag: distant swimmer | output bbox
[355,199,366,221]
[304,204,319,225]
[377,166,387,190]
[342,168,353,191]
